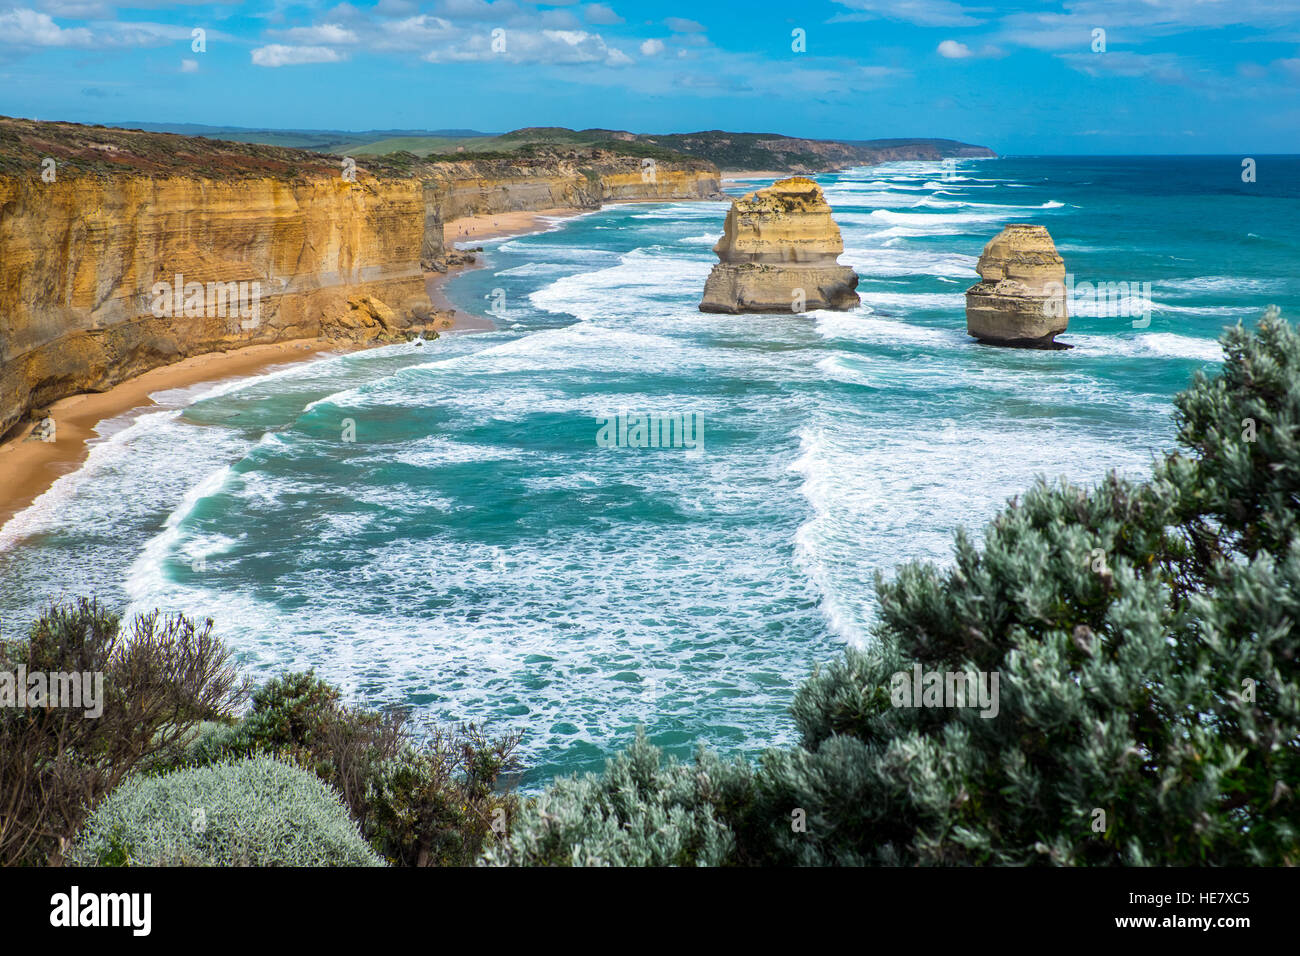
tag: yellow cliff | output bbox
[0,174,440,437]
[0,117,725,438]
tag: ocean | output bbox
[2,155,1296,786]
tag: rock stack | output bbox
[965,224,1070,348]
[699,177,859,314]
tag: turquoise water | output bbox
[2,156,1297,785]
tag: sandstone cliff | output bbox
[0,117,723,438]
[965,224,1069,348]
[699,177,859,314]
[0,174,442,438]
[423,155,719,222]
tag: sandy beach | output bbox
[722,170,788,184]
[444,206,588,245]
[0,209,567,532]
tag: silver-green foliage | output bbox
[483,730,750,866]
[69,756,384,866]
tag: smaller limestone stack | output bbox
[965,224,1070,348]
[699,177,859,314]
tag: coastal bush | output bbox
[368,724,521,866]
[217,669,343,754]
[483,730,751,866]
[0,601,249,866]
[68,756,384,867]
[499,312,1300,866]
[174,668,522,865]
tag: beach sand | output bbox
[0,209,545,531]
[444,206,588,245]
[722,170,788,184]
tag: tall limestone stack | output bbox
[699,177,859,314]
[965,223,1070,348]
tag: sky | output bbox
[0,0,1297,154]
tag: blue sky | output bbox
[0,0,1297,153]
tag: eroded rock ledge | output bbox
[965,224,1070,349]
[699,177,859,314]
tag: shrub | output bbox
[176,669,522,865]
[749,313,1299,866]
[176,670,350,763]
[368,724,521,866]
[497,311,1300,866]
[483,730,750,866]
[68,757,384,867]
[240,670,341,749]
[0,601,249,866]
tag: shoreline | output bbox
[0,339,346,533]
[722,169,789,184]
[0,206,600,533]
[444,206,591,246]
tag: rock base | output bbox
[699,263,860,314]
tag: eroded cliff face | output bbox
[424,157,720,221]
[0,174,443,437]
[0,121,724,438]
[965,223,1069,348]
[699,177,859,314]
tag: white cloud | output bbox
[639,38,664,56]
[0,9,195,48]
[431,0,520,22]
[1061,0,1299,32]
[180,57,198,72]
[664,17,704,33]
[0,8,92,46]
[937,39,971,58]
[374,14,454,50]
[251,44,345,66]
[31,0,111,16]
[280,23,358,45]
[996,13,1096,52]
[995,0,1300,54]
[424,27,631,65]
[1058,50,1188,83]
